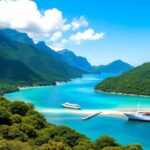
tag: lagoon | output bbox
[5,74,150,149]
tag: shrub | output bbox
[9,101,31,116]
[0,108,11,125]
[94,135,118,150]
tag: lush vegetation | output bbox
[0,96,143,150]
[0,29,82,95]
[95,63,150,96]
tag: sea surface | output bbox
[5,74,150,149]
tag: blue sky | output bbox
[0,0,150,66]
[34,0,150,66]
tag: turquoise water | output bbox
[5,74,150,149]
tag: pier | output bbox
[81,112,101,120]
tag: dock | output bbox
[81,112,101,120]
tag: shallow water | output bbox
[5,74,150,149]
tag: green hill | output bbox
[95,63,150,96]
[0,29,82,94]
[0,29,82,81]
[0,56,48,95]
[0,96,142,150]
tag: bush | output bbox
[0,139,32,150]
[94,135,118,150]
[11,114,22,124]
[0,125,10,139]
[34,135,50,146]
[20,124,37,138]
[8,124,28,141]
[0,108,11,125]
[40,140,71,150]
[126,144,143,150]
[9,101,31,116]
[23,115,46,129]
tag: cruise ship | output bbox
[62,102,81,109]
[124,112,150,122]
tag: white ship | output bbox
[124,112,150,122]
[62,102,81,109]
[124,103,150,122]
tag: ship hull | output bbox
[124,113,150,122]
[62,104,81,110]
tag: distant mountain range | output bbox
[93,60,134,74]
[0,28,135,94]
[57,50,134,74]
[95,62,150,96]
[58,49,93,72]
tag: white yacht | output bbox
[124,103,150,122]
[124,112,150,122]
[62,102,81,109]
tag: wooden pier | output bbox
[81,112,101,120]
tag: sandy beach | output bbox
[38,108,150,118]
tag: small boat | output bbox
[62,102,81,109]
[124,103,150,122]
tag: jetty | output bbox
[81,112,101,120]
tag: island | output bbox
[95,62,150,96]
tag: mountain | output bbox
[0,29,82,80]
[58,49,93,72]
[94,60,134,73]
[0,29,82,94]
[35,41,62,59]
[95,62,150,96]
[0,28,34,45]
[0,56,44,84]
[0,55,47,95]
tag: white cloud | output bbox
[71,16,88,30]
[50,31,62,42]
[0,0,66,40]
[0,0,105,50]
[69,28,105,44]
[50,39,68,50]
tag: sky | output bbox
[0,0,150,66]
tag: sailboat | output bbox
[124,103,150,122]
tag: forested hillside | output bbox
[0,96,142,150]
[95,63,150,96]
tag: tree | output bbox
[126,144,143,150]
[94,135,118,150]
[9,101,30,116]
[0,139,32,150]
[11,114,22,124]
[40,140,71,150]
[20,124,37,138]
[0,108,11,125]
[8,124,28,141]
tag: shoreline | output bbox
[96,90,150,98]
[38,108,150,118]
[18,81,66,90]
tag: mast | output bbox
[137,102,140,113]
